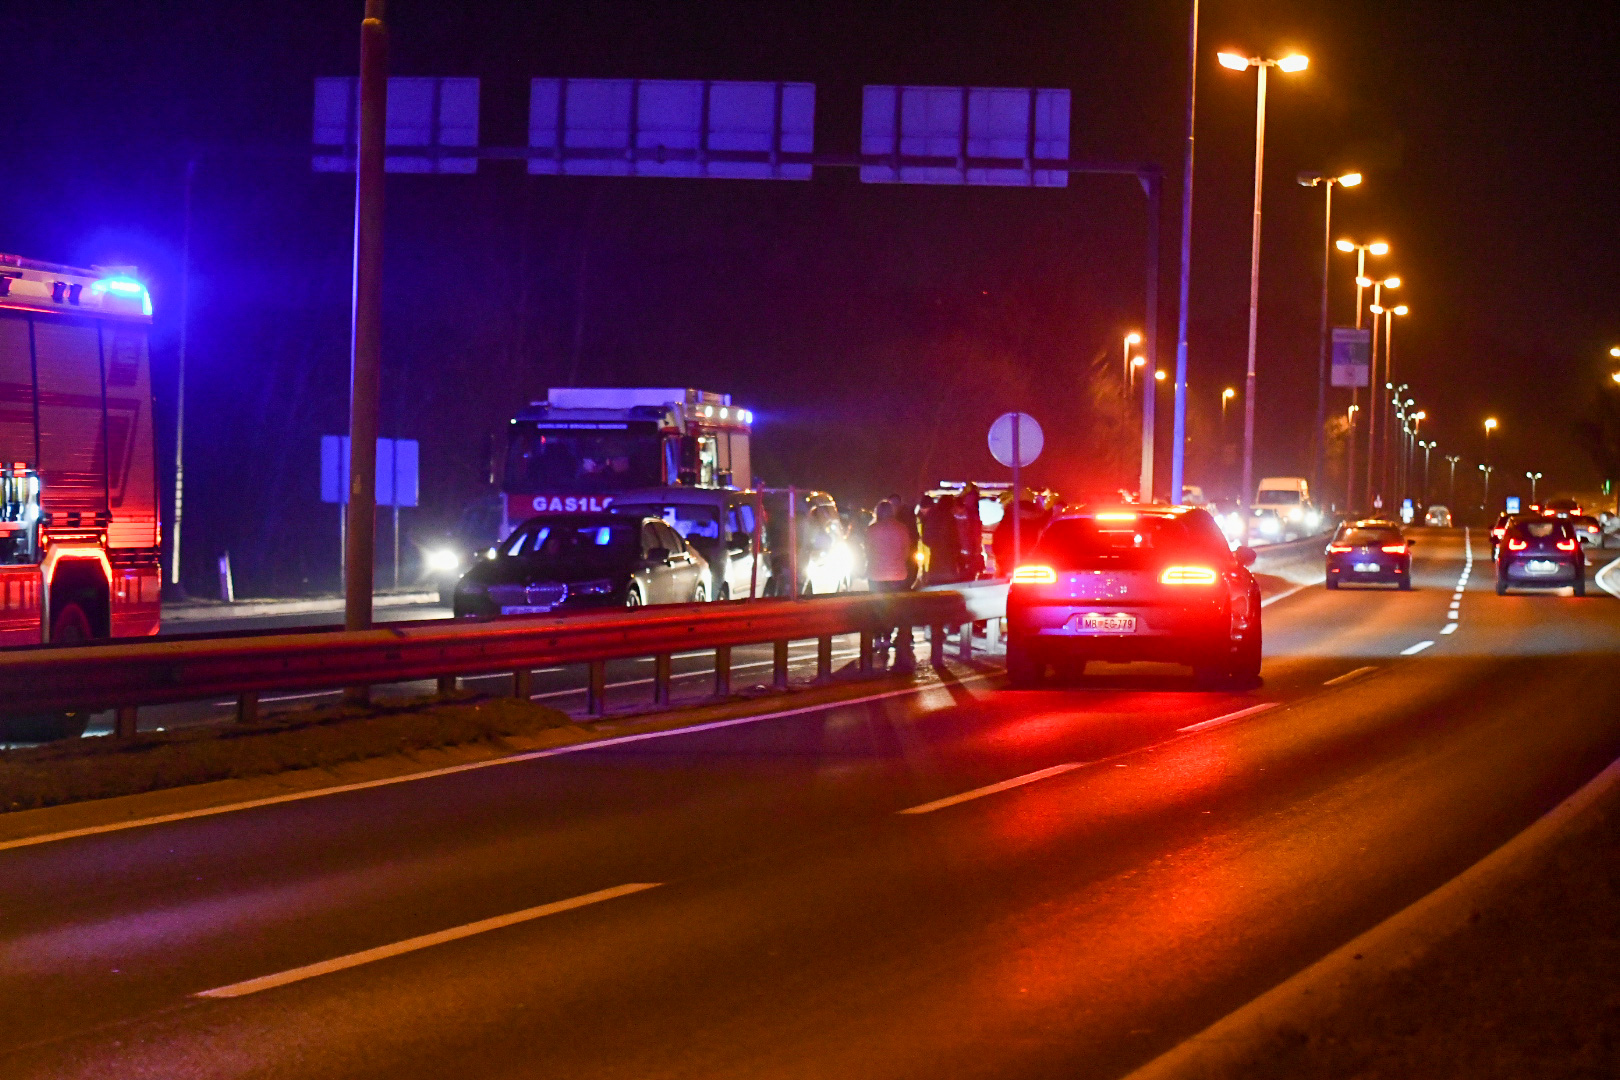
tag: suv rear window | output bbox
[1337,528,1400,546]
[1511,520,1570,540]
[1034,514,1228,570]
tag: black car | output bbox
[453,513,709,618]
[1324,520,1413,590]
[1005,506,1262,688]
[1496,517,1584,596]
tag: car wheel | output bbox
[693,583,707,604]
[716,582,730,602]
[51,602,93,644]
[1006,640,1043,687]
[1495,576,1508,596]
[1399,576,1412,591]
[625,586,643,609]
[1573,574,1586,597]
[1325,577,1339,590]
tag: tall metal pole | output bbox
[1364,283,1383,509]
[1139,171,1161,502]
[1169,0,1199,506]
[1311,180,1334,499]
[1382,308,1397,504]
[345,0,387,671]
[1238,63,1267,543]
[169,157,196,590]
[1446,454,1461,507]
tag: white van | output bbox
[1251,477,1320,541]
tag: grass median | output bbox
[0,694,574,813]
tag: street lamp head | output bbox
[1336,239,1357,252]
[1154,369,1168,382]
[1222,387,1236,399]
[1217,52,1253,70]
[1338,172,1363,187]
[1393,304,1409,316]
[1484,417,1498,432]
[1125,331,1142,344]
[1131,355,1147,369]
[1610,346,1620,358]
[1369,242,1390,256]
[1383,276,1402,288]
[1356,275,1373,288]
[1369,304,1385,315]
[1276,54,1310,72]
[1297,171,1322,187]
[1413,410,1426,420]
[1611,371,1620,385]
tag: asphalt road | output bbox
[6,528,1620,1079]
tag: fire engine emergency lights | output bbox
[91,275,154,317]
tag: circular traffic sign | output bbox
[988,412,1043,468]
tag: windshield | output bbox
[614,503,725,544]
[500,521,639,567]
[505,423,663,493]
[1512,520,1569,540]
[1033,514,1227,571]
[1256,489,1302,505]
[1337,528,1400,546]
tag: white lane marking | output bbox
[1441,624,1459,635]
[1323,665,1377,687]
[1401,640,1436,655]
[195,882,661,999]
[1448,601,1461,610]
[0,676,992,854]
[1260,581,1316,608]
[897,762,1084,815]
[1446,611,1459,621]
[1177,701,1279,733]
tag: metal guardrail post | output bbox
[437,675,457,696]
[816,636,832,680]
[859,630,874,673]
[714,645,731,697]
[653,654,672,705]
[986,617,1002,651]
[236,690,258,724]
[895,627,916,672]
[930,625,946,668]
[587,660,607,716]
[115,705,138,738]
[512,668,531,699]
[957,623,972,660]
[773,640,789,689]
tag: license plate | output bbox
[1353,562,1381,572]
[500,605,554,615]
[1524,560,1559,575]
[1078,612,1137,634]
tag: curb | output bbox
[1122,750,1620,1080]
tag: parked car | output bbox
[1325,520,1413,590]
[1005,505,1262,688]
[1496,517,1584,595]
[610,488,767,601]
[1571,514,1604,548]
[1424,504,1453,527]
[452,513,708,617]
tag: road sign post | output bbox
[989,412,1043,570]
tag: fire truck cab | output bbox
[0,255,161,652]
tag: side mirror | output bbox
[1407,539,1417,547]
[1236,546,1258,567]
[646,546,671,564]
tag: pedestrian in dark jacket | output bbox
[922,494,962,585]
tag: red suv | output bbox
[1006,506,1262,687]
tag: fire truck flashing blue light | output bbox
[92,276,154,317]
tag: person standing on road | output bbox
[922,494,962,585]
[959,484,984,580]
[866,501,914,652]
[895,494,922,587]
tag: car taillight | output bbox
[1160,565,1218,585]
[1506,538,1528,551]
[1381,543,1407,553]
[1556,539,1578,551]
[1011,565,1057,585]
[1491,528,1505,538]
[1326,543,1352,552]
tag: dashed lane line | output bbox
[1401,640,1436,656]
[897,762,1086,816]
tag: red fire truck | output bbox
[0,254,161,650]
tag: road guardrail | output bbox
[1,582,1010,737]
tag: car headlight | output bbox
[1287,507,1303,521]
[571,578,615,596]
[425,548,461,574]
[1259,517,1281,535]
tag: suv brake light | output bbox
[1380,543,1407,553]
[1160,565,1218,585]
[1556,538,1578,551]
[1326,543,1352,552]
[1506,537,1528,551]
[1011,565,1057,585]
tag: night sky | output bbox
[4,1,1616,593]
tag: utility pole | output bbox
[169,157,196,592]
[344,0,387,699]
[1445,454,1461,507]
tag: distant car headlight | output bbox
[571,578,615,596]
[425,548,461,574]
[1259,516,1281,536]
[1287,507,1303,521]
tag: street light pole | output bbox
[1168,0,1200,508]
[344,0,388,699]
[1382,303,1409,503]
[1479,463,1494,510]
[1300,171,1362,504]
[1219,50,1307,541]
[1526,471,1542,503]
[1420,440,1436,506]
[169,156,196,592]
[1445,454,1461,507]
[1123,331,1141,398]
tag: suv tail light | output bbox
[1506,537,1528,551]
[1326,543,1352,552]
[1011,565,1057,585]
[1556,538,1578,551]
[1380,543,1408,553]
[1160,565,1218,585]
